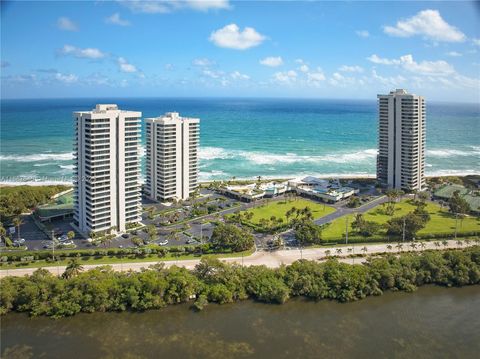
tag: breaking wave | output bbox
[199,146,378,165]
[0,152,74,162]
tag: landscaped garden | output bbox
[322,199,480,242]
[229,198,335,233]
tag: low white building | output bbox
[289,176,358,203]
[222,181,288,202]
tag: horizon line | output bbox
[1,95,479,106]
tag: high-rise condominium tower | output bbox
[73,104,142,234]
[377,89,426,191]
[145,112,199,201]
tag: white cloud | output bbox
[120,0,230,14]
[57,17,78,31]
[60,45,106,59]
[356,30,369,38]
[118,57,137,73]
[472,38,480,46]
[259,56,283,67]
[339,65,364,73]
[384,9,466,42]
[230,71,249,80]
[192,58,214,66]
[445,51,462,57]
[55,73,78,83]
[165,63,174,70]
[371,70,406,87]
[307,69,326,84]
[209,24,266,50]
[329,72,356,87]
[105,13,131,26]
[298,64,309,73]
[367,54,401,65]
[273,70,297,83]
[186,0,231,11]
[368,53,455,76]
[202,69,223,79]
[400,55,455,76]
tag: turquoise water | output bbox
[0,98,479,184]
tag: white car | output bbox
[58,235,69,242]
[159,239,169,246]
[59,240,74,247]
[14,238,26,245]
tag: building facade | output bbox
[73,104,142,234]
[145,112,199,201]
[377,89,426,191]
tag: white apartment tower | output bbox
[145,112,199,201]
[73,104,142,234]
[377,89,426,191]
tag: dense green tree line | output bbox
[1,246,479,318]
[0,185,69,222]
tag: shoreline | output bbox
[0,172,478,187]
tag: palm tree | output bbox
[361,246,368,254]
[442,240,449,248]
[336,248,342,255]
[67,230,75,241]
[347,247,353,253]
[419,242,426,250]
[395,243,403,252]
[325,249,331,257]
[386,244,393,252]
[434,241,441,248]
[409,242,417,251]
[12,217,23,240]
[464,239,471,246]
[62,259,84,279]
[0,222,7,243]
[456,239,463,247]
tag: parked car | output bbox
[186,238,197,244]
[121,233,129,239]
[59,240,74,247]
[14,238,26,245]
[159,239,169,246]
[58,235,69,242]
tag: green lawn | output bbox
[242,198,335,224]
[322,200,480,241]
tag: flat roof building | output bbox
[145,112,199,202]
[377,89,426,191]
[73,104,142,234]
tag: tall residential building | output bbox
[377,89,426,191]
[145,112,199,201]
[73,104,142,234]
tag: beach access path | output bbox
[0,239,475,278]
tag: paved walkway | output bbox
[1,239,476,278]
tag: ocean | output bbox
[0,98,479,185]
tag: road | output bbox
[1,239,476,278]
[313,195,388,226]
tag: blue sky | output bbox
[1,0,479,102]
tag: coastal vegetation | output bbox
[1,246,479,317]
[0,185,70,222]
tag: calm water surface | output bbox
[2,286,480,359]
